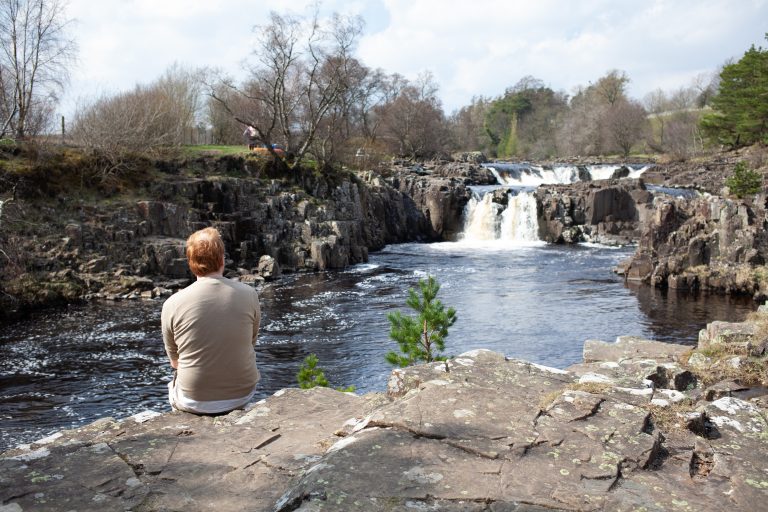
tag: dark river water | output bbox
[0,242,756,452]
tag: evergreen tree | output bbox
[725,161,763,198]
[296,354,355,392]
[297,354,329,389]
[701,35,768,147]
[386,276,457,367]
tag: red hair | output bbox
[186,227,224,277]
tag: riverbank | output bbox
[2,144,768,321]
[2,312,766,511]
[0,146,473,322]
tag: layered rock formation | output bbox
[0,160,472,319]
[535,178,654,245]
[2,315,766,511]
[641,144,768,195]
[619,193,768,298]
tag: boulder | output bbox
[257,255,280,280]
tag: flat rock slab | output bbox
[2,348,767,511]
[581,336,690,364]
[0,387,371,512]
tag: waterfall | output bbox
[458,162,653,246]
[463,193,503,241]
[500,192,539,242]
[484,163,652,186]
[461,189,540,244]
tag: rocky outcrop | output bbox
[386,172,472,240]
[450,151,489,164]
[642,145,768,195]
[3,316,766,511]
[535,178,654,245]
[618,193,768,297]
[383,159,497,186]
[0,161,471,319]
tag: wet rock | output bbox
[535,179,652,245]
[257,255,280,280]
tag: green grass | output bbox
[181,145,251,157]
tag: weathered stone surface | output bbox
[699,320,758,347]
[621,193,768,297]
[1,160,474,319]
[582,335,690,364]
[0,387,372,512]
[535,179,653,246]
[4,341,765,511]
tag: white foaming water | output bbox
[586,165,622,181]
[500,192,539,242]
[459,163,654,246]
[489,165,579,187]
[460,189,542,246]
[628,166,652,179]
[463,193,503,241]
[486,163,651,187]
[346,263,380,274]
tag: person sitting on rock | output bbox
[161,227,261,414]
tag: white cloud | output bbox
[59,0,768,117]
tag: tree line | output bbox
[1,1,766,171]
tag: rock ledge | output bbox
[2,323,767,511]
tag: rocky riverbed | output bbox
[2,313,766,511]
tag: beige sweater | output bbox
[161,276,261,401]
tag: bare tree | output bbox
[691,71,719,108]
[604,99,647,156]
[210,10,363,169]
[644,88,669,151]
[0,0,77,139]
[377,72,449,159]
[207,84,243,145]
[450,95,490,152]
[155,63,204,143]
[594,69,629,107]
[71,64,203,178]
[557,84,608,156]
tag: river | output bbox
[0,167,756,451]
[0,241,755,452]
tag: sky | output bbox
[62,0,768,117]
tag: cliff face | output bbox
[619,193,768,297]
[531,149,768,297]
[0,160,472,319]
[3,150,768,319]
[535,178,654,245]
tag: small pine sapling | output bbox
[296,353,355,392]
[726,161,762,198]
[386,275,457,367]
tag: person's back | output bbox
[161,227,261,414]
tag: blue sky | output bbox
[63,0,768,115]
